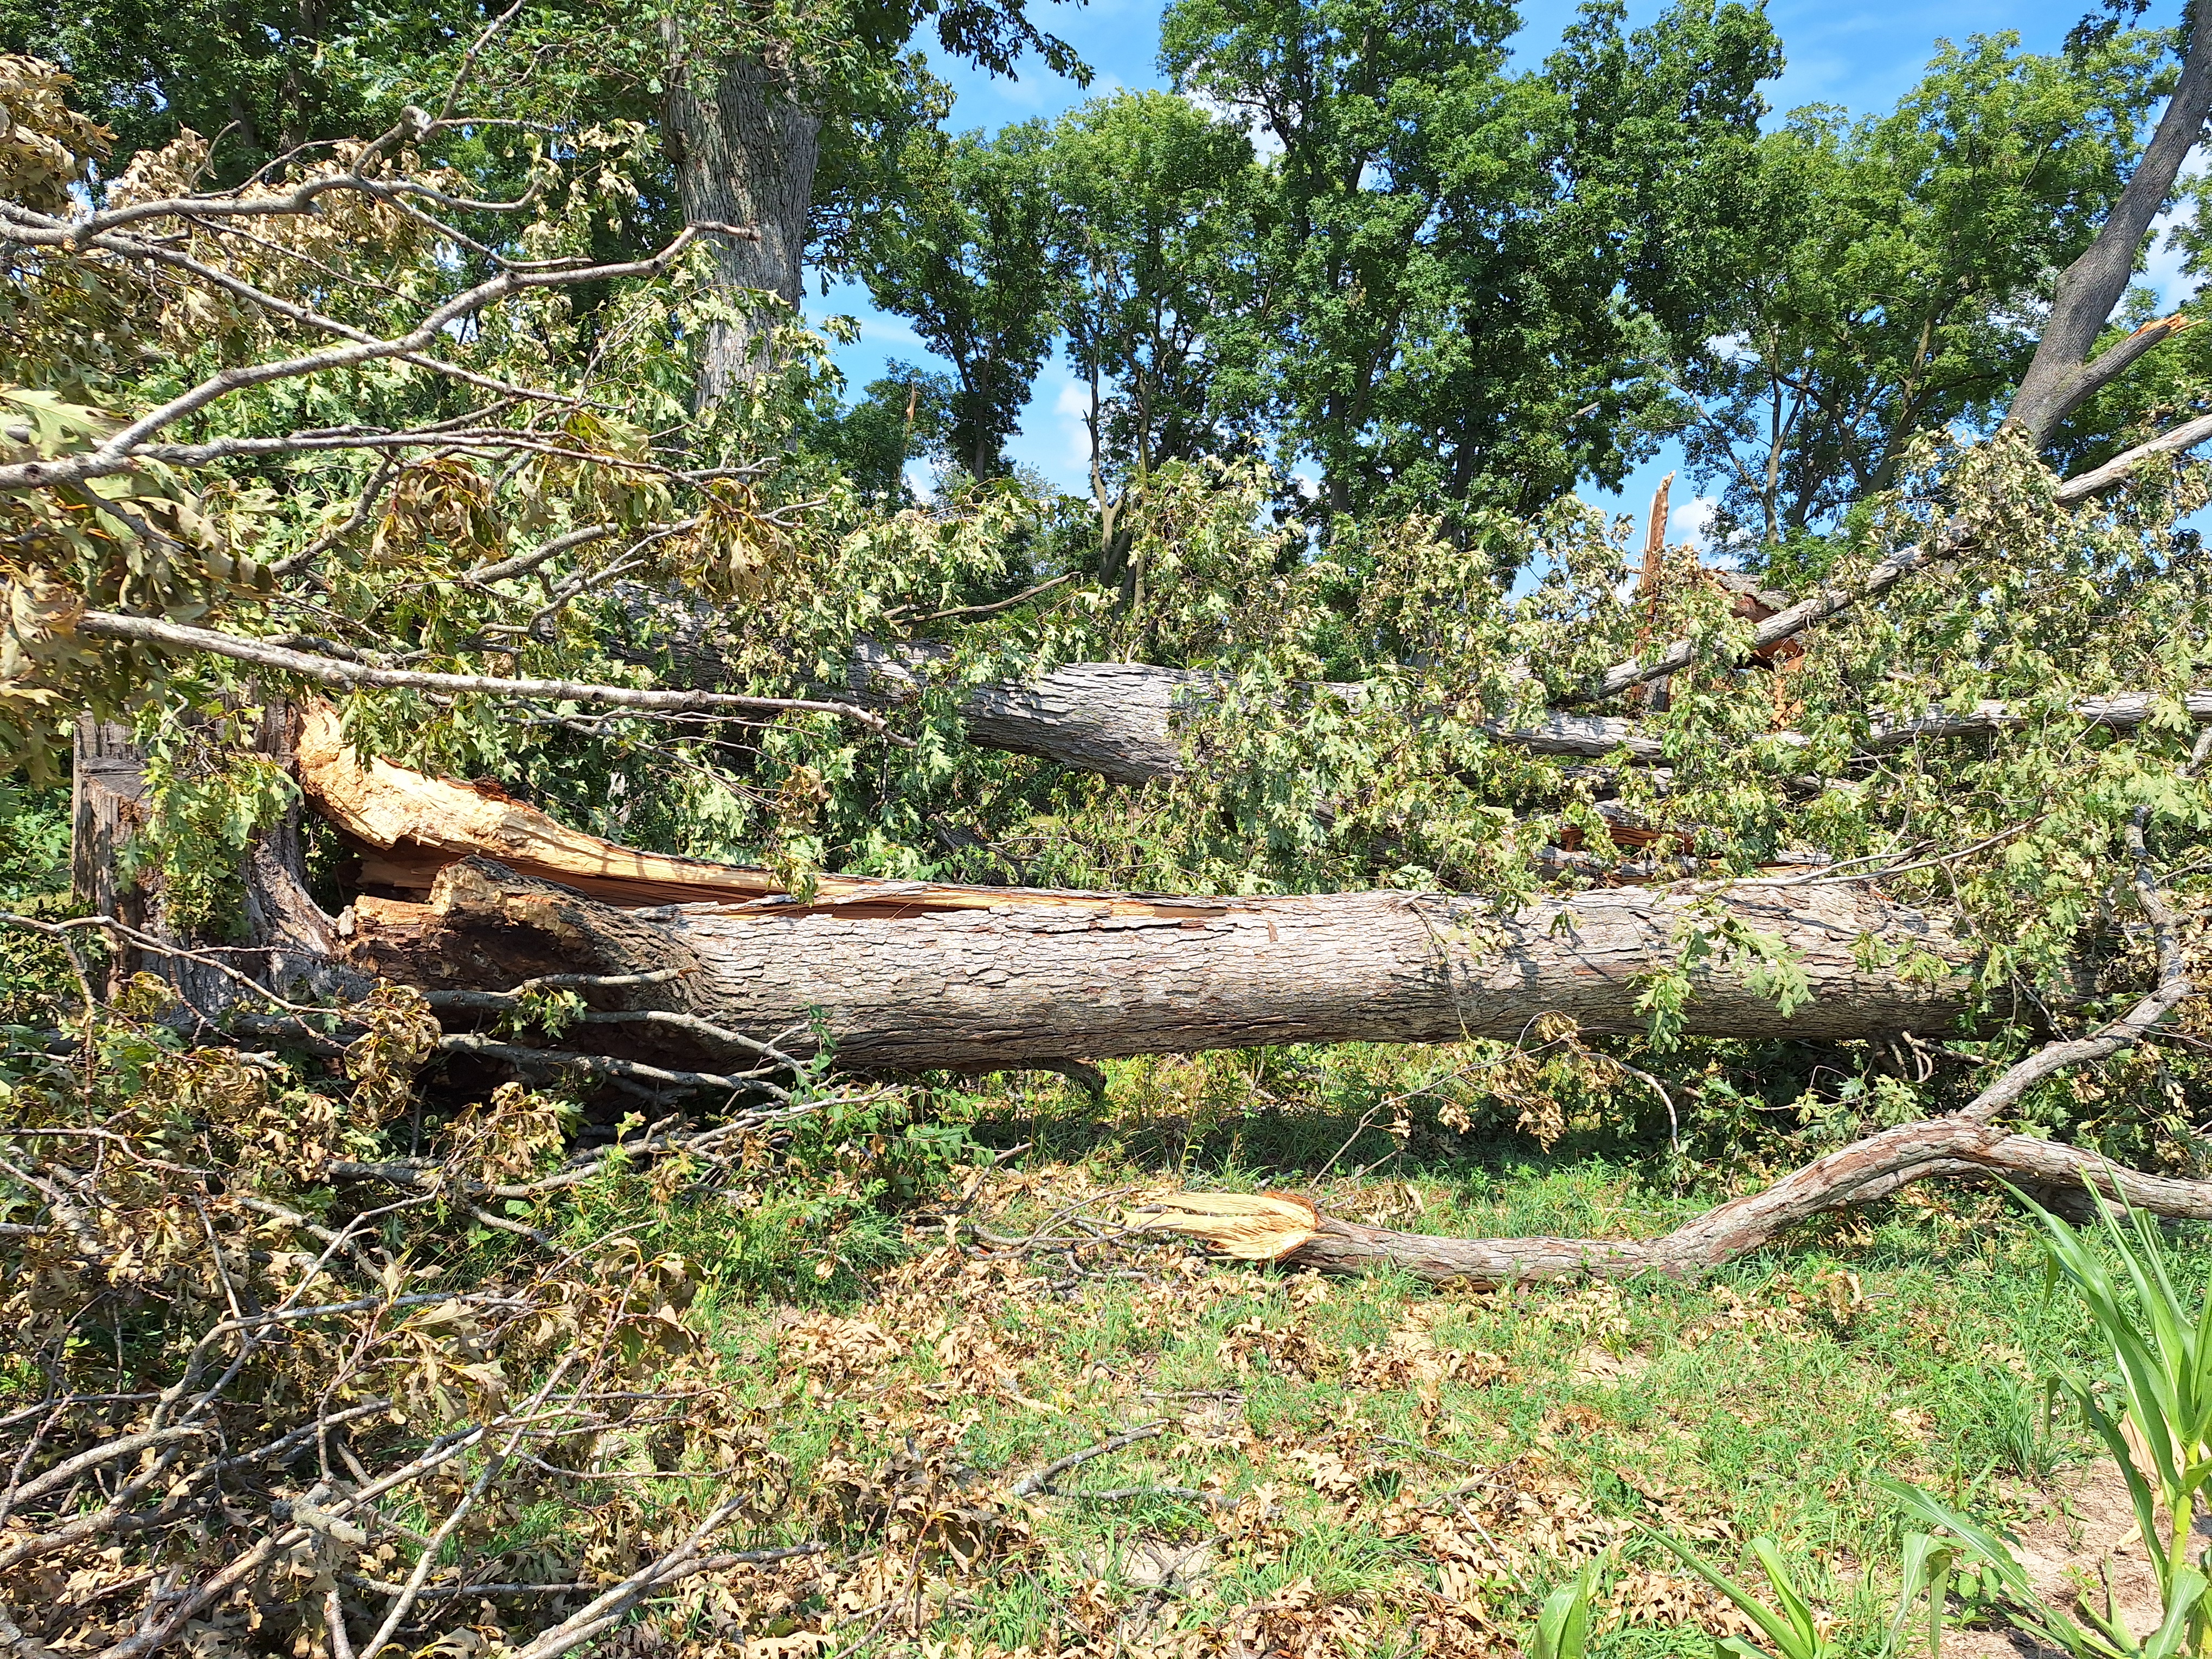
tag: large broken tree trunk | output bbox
[295,706,1979,1070]
[336,857,1973,1071]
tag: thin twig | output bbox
[1010,1420,1168,1497]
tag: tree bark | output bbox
[660,21,820,400]
[2007,16,2212,447]
[290,705,1979,1068]
[849,645,2212,785]
[1130,1117,2212,1287]
[1137,870,2192,1285]
[847,645,1665,781]
[71,706,349,1012]
[71,715,151,994]
[331,853,1976,1072]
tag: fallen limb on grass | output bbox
[1129,1120,2212,1286]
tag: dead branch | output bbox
[76,614,902,737]
[2053,411,2212,502]
[0,227,719,494]
[1010,1420,1168,1497]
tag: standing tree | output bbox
[1161,0,1782,525]
[1048,88,1262,593]
[1671,27,2178,557]
[660,0,1088,397]
[849,118,1069,478]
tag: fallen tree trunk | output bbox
[847,646,1663,780]
[848,646,2212,785]
[1134,818,2195,1284]
[294,706,1980,1067]
[335,856,1975,1070]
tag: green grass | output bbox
[538,1042,2212,1657]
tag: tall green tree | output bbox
[1047,89,1261,585]
[1159,0,1782,528]
[0,0,382,184]
[1670,28,2174,557]
[0,0,1086,400]
[851,119,1068,479]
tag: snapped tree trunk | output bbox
[294,705,1979,1070]
[660,21,820,400]
[335,856,1975,1071]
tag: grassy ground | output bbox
[613,1045,2200,1659]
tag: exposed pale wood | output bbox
[297,712,1980,1068]
[70,715,150,991]
[69,706,348,1009]
[298,700,1318,919]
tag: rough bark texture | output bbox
[335,855,1976,1071]
[1135,1117,2212,1287]
[69,707,345,1010]
[848,644,1663,781]
[296,702,1134,914]
[293,712,1979,1067]
[660,22,819,400]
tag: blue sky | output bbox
[807,0,2177,542]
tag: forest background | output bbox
[821,0,2161,522]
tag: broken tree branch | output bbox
[78,615,903,739]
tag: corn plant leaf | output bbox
[1877,1477,2132,1659]
[1652,1530,1820,1659]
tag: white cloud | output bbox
[1668,494,1719,553]
[1054,378,1095,475]
[2143,146,2204,314]
[860,315,927,349]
